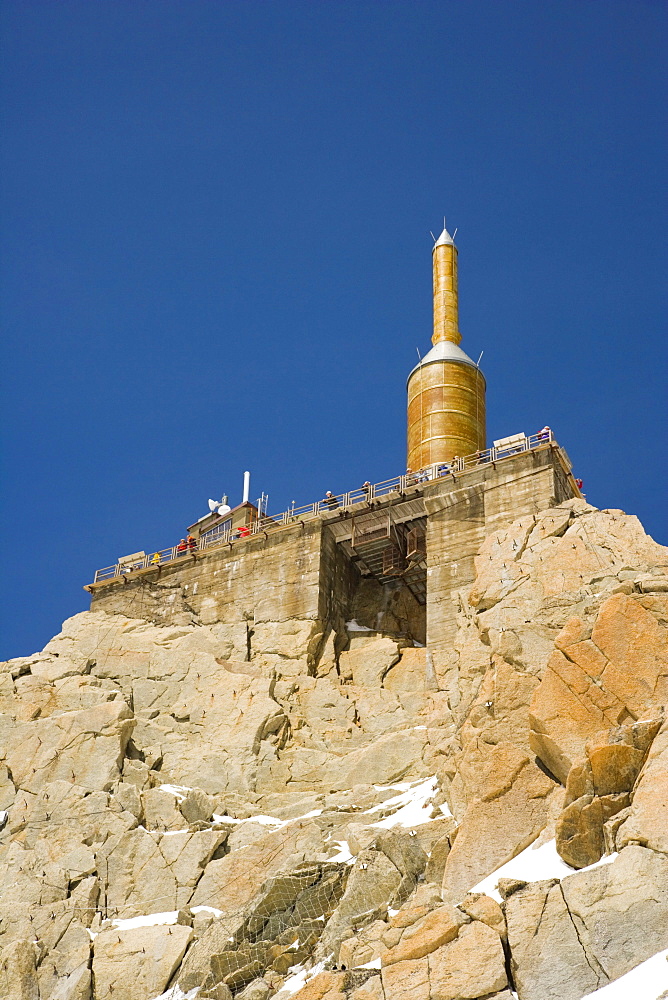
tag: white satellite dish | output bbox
[208,496,232,516]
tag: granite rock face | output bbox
[0,501,666,999]
[505,845,668,1000]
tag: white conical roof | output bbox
[433,226,455,248]
[408,339,485,382]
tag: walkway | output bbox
[91,431,563,584]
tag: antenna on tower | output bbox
[476,351,484,366]
[416,347,422,364]
[452,227,458,239]
[429,231,436,242]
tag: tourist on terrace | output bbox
[187,534,197,552]
[176,538,187,555]
[538,425,551,441]
[323,491,339,510]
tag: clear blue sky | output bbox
[1,1,666,658]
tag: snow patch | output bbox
[111,910,179,930]
[580,947,668,998]
[212,807,322,830]
[469,840,618,903]
[149,987,200,1000]
[274,957,331,997]
[358,957,382,969]
[158,784,192,802]
[368,776,440,829]
[213,812,284,827]
[326,840,354,863]
[345,619,374,631]
[190,905,223,918]
[212,812,244,825]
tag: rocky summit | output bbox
[1,498,668,1000]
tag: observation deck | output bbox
[87,431,579,596]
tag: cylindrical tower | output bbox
[407,226,486,469]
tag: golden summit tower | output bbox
[407,225,486,469]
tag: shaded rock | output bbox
[374,827,427,882]
[210,941,269,990]
[616,719,668,853]
[586,718,661,795]
[556,792,629,868]
[556,717,662,866]
[177,914,249,992]
[423,830,453,885]
[181,861,347,992]
[497,877,526,900]
[181,786,217,824]
[317,849,403,960]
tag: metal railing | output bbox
[92,431,555,583]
